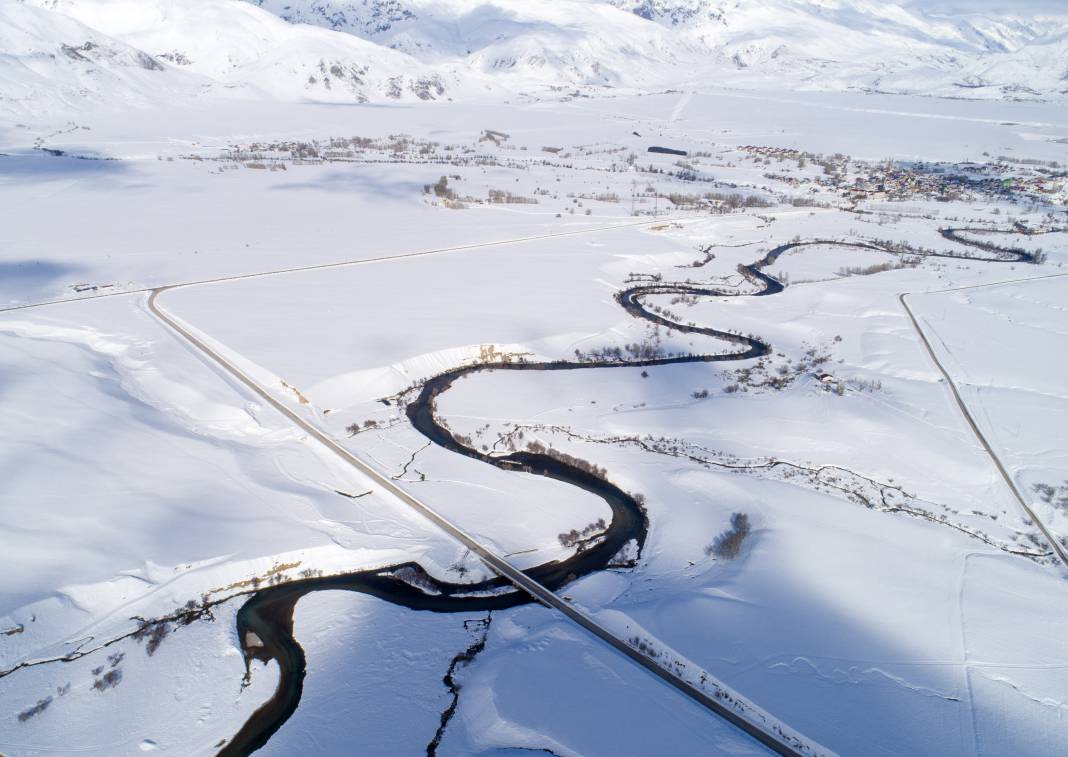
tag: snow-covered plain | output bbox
[263,592,766,755]
[3,13,1068,755]
[911,277,1068,546]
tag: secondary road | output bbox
[146,288,823,757]
[899,274,1068,569]
[1,217,680,314]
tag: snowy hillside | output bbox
[246,0,1068,98]
[7,0,463,118]
[247,0,696,86]
[5,0,1067,119]
[0,2,205,119]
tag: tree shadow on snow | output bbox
[0,152,130,185]
[0,260,87,293]
[271,170,426,199]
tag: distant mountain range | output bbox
[4,0,1067,118]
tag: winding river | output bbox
[219,229,1042,755]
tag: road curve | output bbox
[1,217,682,315]
[146,288,820,757]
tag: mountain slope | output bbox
[4,0,1067,122]
[0,2,206,119]
[248,0,1068,98]
[247,0,696,88]
[15,0,465,115]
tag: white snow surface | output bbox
[911,277,1068,544]
[262,592,766,755]
[2,60,1068,757]
[5,0,1068,121]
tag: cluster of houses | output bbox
[843,164,1066,204]
[740,144,1065,206]
[740,145,804,161]
[842,168,973,202]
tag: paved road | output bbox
[899,276,1068,569]
[1,218,677,314]
[147,288,822,757]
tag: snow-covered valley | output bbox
[2,2,1068,755]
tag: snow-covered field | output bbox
[911,276,1068,545]
[3,8,1068,752]
[263,593,766,755]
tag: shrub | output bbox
[425,175,457,200]
[18,697,52,722]
[488,189,538,204]
[92,669,123,692]
[558,517,608,547]
[707,513,751,559]
[837,259,917,277]
[1034,482,1068,511]
[132,620,171,656]
[525,441,607,479]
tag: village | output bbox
[742,144,1067,207]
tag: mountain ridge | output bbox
[5,0,1066,120]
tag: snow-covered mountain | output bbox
[4,0,1068,119]
[3,0,464,119]
[245,0,1068,98]
[0,2,202,118]
[245,0,695,86]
